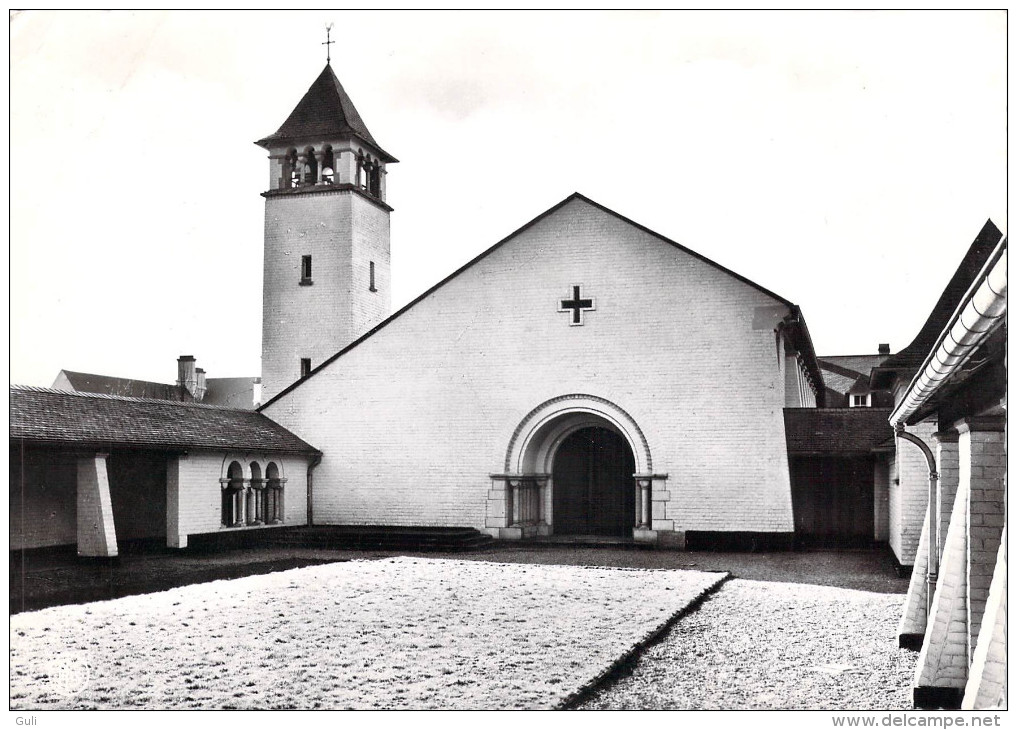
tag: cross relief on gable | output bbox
[558,285,596,326]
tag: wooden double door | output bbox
[552,426,635,536]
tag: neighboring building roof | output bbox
[784,407,894,455]
[255,64,397,162]
[818,354,888,396]
[53,370,181,401]
[10,386,319,455]
[260,192,826,410]
[870,220,1002,389]
[54,369,260,410]
[204,377,261,409]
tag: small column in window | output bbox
[300,255,312,285]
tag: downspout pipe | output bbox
[307,453,322,526]
[894,424,939,616]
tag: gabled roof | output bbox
[10,386,319,455]
[55,370,182,401]
[255,64,397,162]
[261,192,824,410]
[870,219,1002,389]
[784,407,894,455]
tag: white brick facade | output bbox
[908,416,1006,707]
[166,451,310,548]
[890,418,938,565]
[962,527,1007,709]
[262,190,391,402]
[264,197,806,538]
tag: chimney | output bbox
[177,355,197,399]
[878,343,890,355]
[194,368,207,402]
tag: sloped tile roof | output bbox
[10,386,318,455]
[817,355,888,395]
[256,64,397,162]
[57,370,181,400]
[784,407,894,455]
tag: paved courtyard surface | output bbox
[11,543,908,614]
[11,558,724,710]
[578,578,915,710]
[10,544,916,710]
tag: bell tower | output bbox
[256,63,397,402]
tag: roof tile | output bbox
[784,407,893,454]
[10,386,318,455]
[256,64,396,162]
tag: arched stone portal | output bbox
[488,395,668,543]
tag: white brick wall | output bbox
[962,527,1007,709]
[912,418,1006,695]
[265,197,799,535]
[891,418,938,565]
[898,504,930,640]
[166,451,310,547]
[262,190,391,402]
[960,424,1005,655]
[915,477,970,689]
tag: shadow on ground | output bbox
[10,543,908,614]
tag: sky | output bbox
[9,10,1007,387]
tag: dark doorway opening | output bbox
[790,455,876,548]
[552,426,635,536]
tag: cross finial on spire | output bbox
[323,23,335,64]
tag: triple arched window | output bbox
[221,459,286,528]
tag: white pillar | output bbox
[77,453,118,557]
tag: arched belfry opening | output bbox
[489,395,666,543]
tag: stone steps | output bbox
[258,525,497,552]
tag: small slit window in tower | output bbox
[300,358,311,378]
[300,255,312,285]
[369,261,377,292]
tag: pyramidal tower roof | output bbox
[256,64,397,162]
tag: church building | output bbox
[11,61,999,567]
[256,63,825,548]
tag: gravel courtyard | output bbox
[580,578,916,710]
[10,557,723,710]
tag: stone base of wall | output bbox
[632,528,658,544]
[685,531,795,552]
[657,530,687,549]
[498,524,549,539]
[914,686,964,710]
